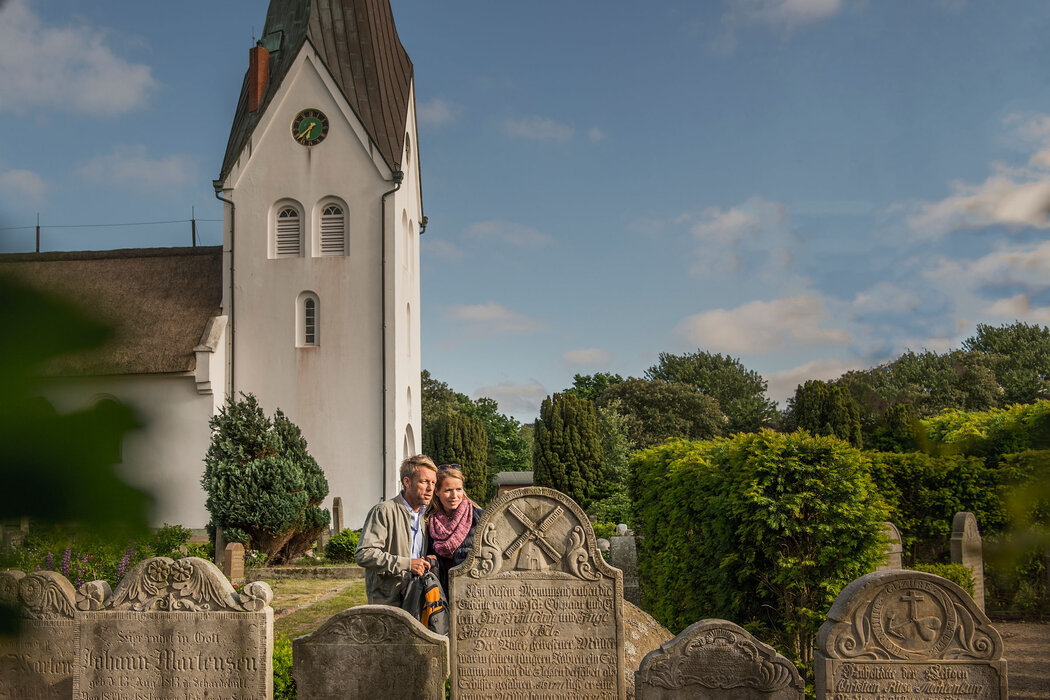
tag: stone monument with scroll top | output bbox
[450,486,625,700]
[0,570,78,700]
[815,569,1006,700]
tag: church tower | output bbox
[215,0,423,526]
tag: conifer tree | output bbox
[532,393,603,507]
[426,412,489,503]
[787,379,863,447]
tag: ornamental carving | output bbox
[818,570,1002,662]
[638,619,803,696]
[302,605,445,646]
[1,569,77,619]
[77,557,272,613]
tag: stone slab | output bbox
[332,496,344,534]
[610,536,640,607]
[636,619,803,700]
[450,486,625,700]
[951,511,985,611]
[0,570,77,700]
[876,522,903,572]
[224,542,245,582]
[816,570,1006,700]
[293,604,448,699]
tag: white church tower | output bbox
[215,0,423,526]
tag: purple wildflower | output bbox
[45,551,54,570]
[61,547,71,578]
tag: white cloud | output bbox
[421,237,465,262]
[691,197,787,243]
[473,381,547,420]
[763,358,864,405]
[465,220,554,247]
[674,295,852,354]
[728,0,844,30]
[76,145,195,190]
[417,97,461,128]
[0,168,45,207]
[982,294,1050,325]
[0,0,155,116]
[444,302,547,334]
[926,240,1050,293]
[850,281,921,316]
[562,348,614,367]
[502,116,574,142]
[588,126,605,143]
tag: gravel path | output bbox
[1000,621,1050,699]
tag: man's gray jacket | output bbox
[354,497,428,605]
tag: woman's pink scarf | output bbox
[429,500,473,558]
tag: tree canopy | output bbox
[599,378,725,448]
[532,393,603,507]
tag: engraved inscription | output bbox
[828,661,1001,699]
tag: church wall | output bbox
[43,374,214,528]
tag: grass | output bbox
[263,577,368,639]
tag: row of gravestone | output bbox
[1,488,1005,699]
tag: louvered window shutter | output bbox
[276,207,302,257]
[320,205,346,256]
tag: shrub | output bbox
[324,529,360,562]
[591,521,616,541]
[202,393,330,565]
[273,635,296,699]
[632,431,887,672]
[909,563,975,598]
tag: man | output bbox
[355,454,437,605]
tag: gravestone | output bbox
[73,556,274,700]
[332,496,344,534]
[0,570,78,699]
[876,522,903,571]
[816,569,1006,700]
[951,511,985,610]
[224,542,245,582]
[636,619,803,700]
[450,486,625,699]
[616,524,628,537]
[610,536,640,606]
[293,604,448,699]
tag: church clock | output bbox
[292,109,329,146]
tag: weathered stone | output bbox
[332,496,344,534]
[72,557,274,700]
[610,536,640,607]
[0,570,78,700]
[636,619,803,700]
[951,511,985,610]
[450,486,625,699]
[598,538,611,552]
[816,570,1006,700]
[616,524,628,537]
[224,542,245,582]
[623,602,673,700]
[293,604,448,699]
[876,522,903,571]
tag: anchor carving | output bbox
[886,590,941,643]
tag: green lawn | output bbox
[263,578,368,639]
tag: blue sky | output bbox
[3,0,1050,421]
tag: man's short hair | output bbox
[400,454,437,482]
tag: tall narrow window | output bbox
[304,298,316,344]
[320,204,346,255]
[276,207,302,257]
[298,292,319,346]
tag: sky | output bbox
[3,0,1050,422]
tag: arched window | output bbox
[319,203,346,256]
[275,204,303,257]
[297,292,319,346]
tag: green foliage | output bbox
[786,380,862,447]
[591,521,617,541]
[324,529,360,562]
[963,322,1050,405]
[585,400,636,523]
[909,563,975,598]
[202,394,330,565]
[645,350,776,433]
[564,372,625,403]
[427,412,490,503]
[533,393,603,508]
[273,635,296,700]
[599,379,725,448]
[632,431,887,672]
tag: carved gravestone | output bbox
[332,496,344,534]
[816,570,1006,700]
[0,570,78,699]
[450,486,625,699]
[951,511,985,610]
[636,619,803,700]
[294,604,448,698]
[72,556,274,700]
[610,536,640,606]
[224,542,245,582]
[876,522,903,571]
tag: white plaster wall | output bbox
[43,374,214,528]
[221,45,414,528]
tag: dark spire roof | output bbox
[220,0,414,182]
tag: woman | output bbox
[426,464,484,593]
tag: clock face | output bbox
[292,109,329,146]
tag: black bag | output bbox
[401,569,449,636]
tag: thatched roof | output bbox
[220,0,414,182]
[0,247,222,376]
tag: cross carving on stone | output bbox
[900,590,925,620]
[503,504,564,563]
